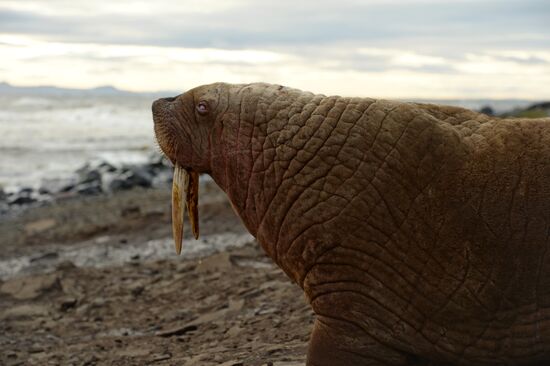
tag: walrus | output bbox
[152,82,550,365]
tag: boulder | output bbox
[39,177,76,195]
[479,105,494,116]
[96,161,117,173]
[8,189,36,205]
[19,187,33,195]
[76,164,102,185]
[108,166,153,192]
[76,181,103,196]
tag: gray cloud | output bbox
[5,0,549,78]
[0,0,548,52]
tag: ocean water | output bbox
[0,94,534,190]
[0,94,159,189]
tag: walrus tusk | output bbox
[172,164,200,255]
[172,164,187,255]
[187,170,200,240]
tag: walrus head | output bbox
[152,83,230,254]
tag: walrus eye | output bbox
[196,101,209,115]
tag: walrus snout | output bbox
[152,96,176,116]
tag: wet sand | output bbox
[0,182,312,365]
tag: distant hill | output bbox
[1,82,547,117]
[500,101,550,118]
[0,82,175,97]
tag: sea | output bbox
[0,93,536,191]
[0,94,159,191]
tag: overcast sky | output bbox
[0,0,549,98]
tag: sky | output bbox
[0,0,549,99]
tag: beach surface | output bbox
[0,181,312,366]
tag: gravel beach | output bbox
[0,181,313,366]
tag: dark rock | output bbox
[128,166,154,187]
[56,260,77,271]
[155,324,198,337]
[82,354,99,366]
[479,105,494,116]
[97,161,117,173]
[76,160,125,186]
[37,186,50,195]
[30,252,59,262]
[8,194,36,206]
[59,181,77,192]
[150,353,172,362]
[108,167,153,191]
[108,177,130,191]
[7,186,42,206]
[59,297,78,311]
[78,169,101,185]
[18,187,33,195]
[0,187,6,201]
[76,181,103,196]
[130,284,145,297]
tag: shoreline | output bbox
[0,171,311,365]
[0,153,174,219]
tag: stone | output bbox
[8,192,36,205]
[108,168,153,192]
[196,252,233,273]
[24,218,57,235]
[155,324,198,337]
[76,181,102,196]
[218,361,244,366]
[39,177,76,195]
[129,284,145,297]
[97,161,117,173]
[1,304,50,320]
[19,187,33,195]
[479,105,494,116]
[126,166,154,188]
[0,273,59,300]
[60,182,76,192]
[150,353,172,362]
[80,169,101,184]
[59,297,78,311]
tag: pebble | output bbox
[0,273,59,300]
[59,297,78,311]
[1,304,50,320]
[155,324,198,337]
[218,360,244,366]
[150,353,172,362]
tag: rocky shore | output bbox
[0,162,312,365]
[0,153,174,217]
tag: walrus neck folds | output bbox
[208,84,322,261]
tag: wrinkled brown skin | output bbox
[152,83,550,365]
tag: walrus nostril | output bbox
[163,96,177,102]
